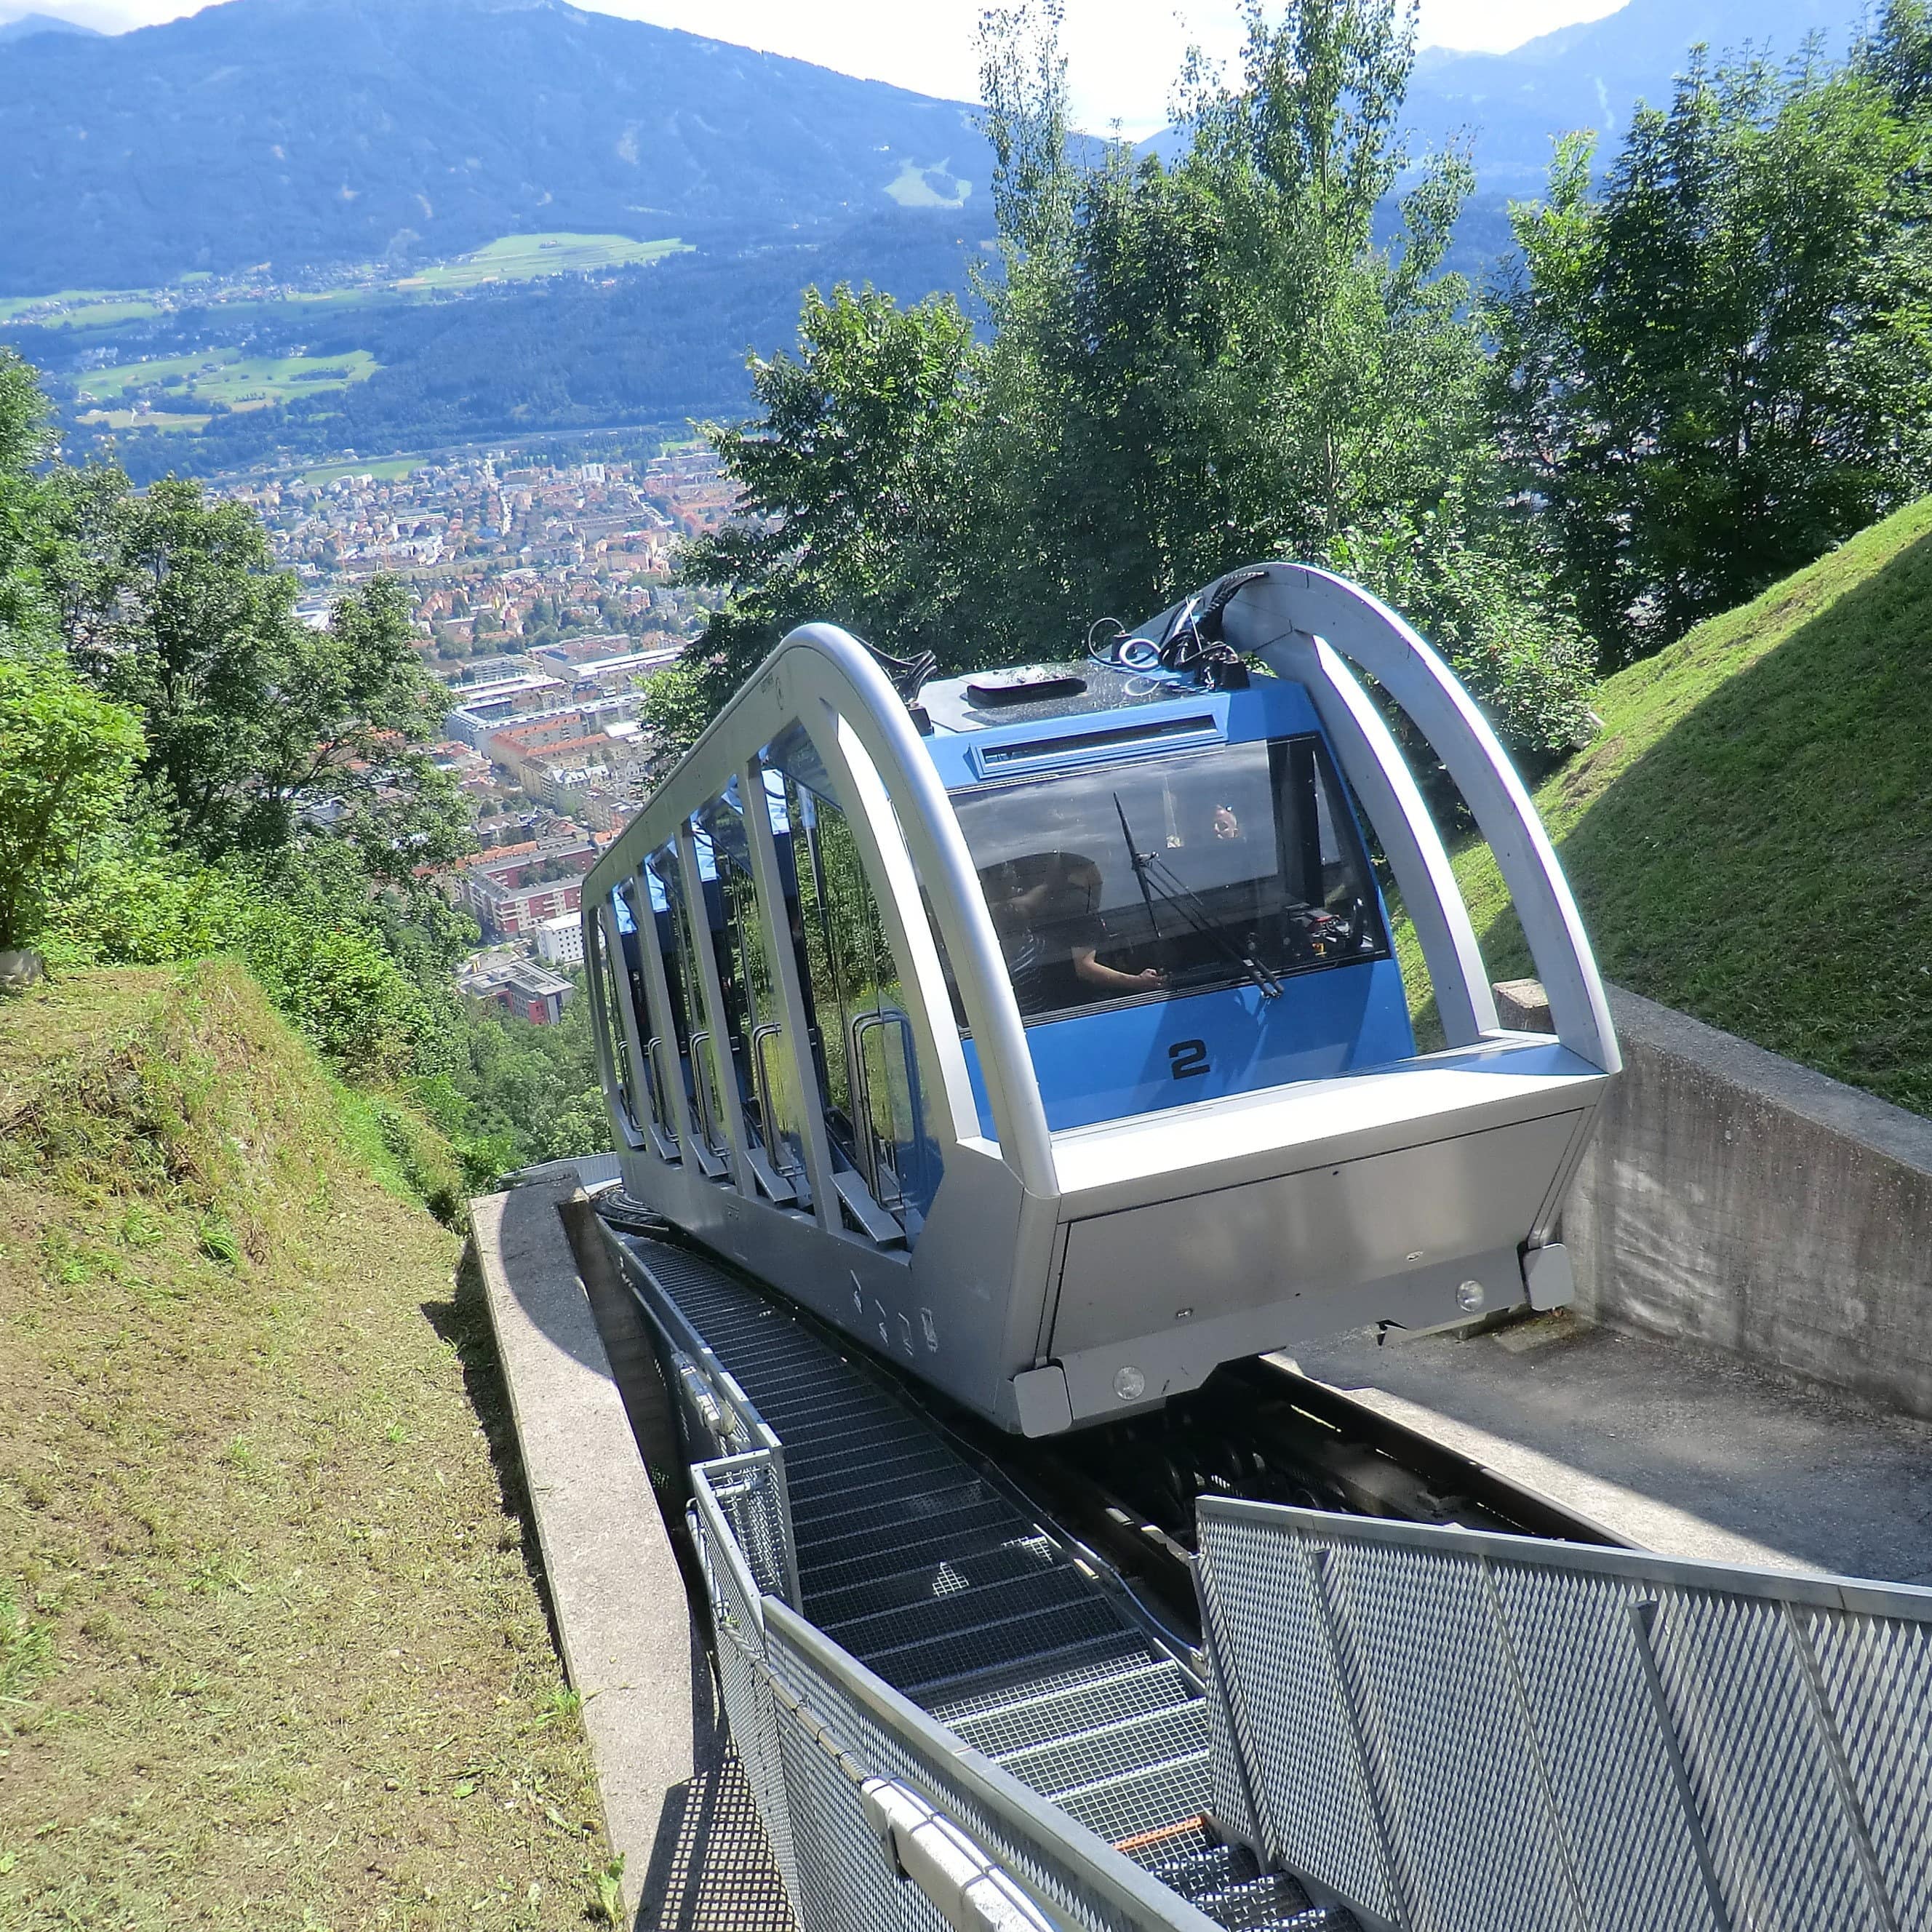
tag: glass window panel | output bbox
[780,770,943,1236]
[613,879,674,1146]
[650,842,732,1167]
[947,734,1389,1024]
[589,903,639,1134]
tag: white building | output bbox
[534,911,586,967]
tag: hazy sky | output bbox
[3,0,1631,139]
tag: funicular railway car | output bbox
[582,563,1620,1435]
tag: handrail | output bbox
[765,1597,1226,1932]
[690,1453,777,1631]
[749,1019,784,1148]
[642,1037,681,1161]
[610,1240,802,1606]
[849,1007,917,1212]
[685,1030,722,1154]
[1199,1497,1932,1615]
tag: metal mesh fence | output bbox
[699,1450,796,1602]
[615,1235,803,1605]
[762,1605,1221,1932]
[690,1460,1222,1932]
[692,1463,800,1907]
[1197,1498,1932,1932]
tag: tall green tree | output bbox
[1490,26,1932,658]
[0,351,55,653]
[678,284,981,703]
[37,469,458,860]
[679,0,1596,766]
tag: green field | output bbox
[398,231,689,290]
[74,347,379,412]
[1,231,687,341]
[0,288,165,328]
[298,455,426,483]
[71,407,213,434]
[1438,495,1932,1117]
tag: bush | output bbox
[0,652,145,952]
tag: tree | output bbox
[0,652,145,952]
[0,351,55,654]
[251,575,458,865]
[970,0,1529,637]
[39,470,461,861]
[1490,40,1932,658]
[678,0,1595,767]
[678,284,981,700]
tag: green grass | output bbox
[1448,495,1932,1117]
[298,455,426,484]
[74,348,379,412]
[399,231,689,291]
[0,290,164,327]
[0,963,612,1928]
[71,408,212,434]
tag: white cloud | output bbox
[1,0,1632,140]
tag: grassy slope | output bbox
[1456,496,1932,1116]
[0,964,612,1930]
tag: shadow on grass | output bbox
[421,1242,565,1663]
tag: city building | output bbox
[458,952,575,1026]
[534,911,586,967]
[460,831,604,938]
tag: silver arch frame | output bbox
[583,572,1618,1434]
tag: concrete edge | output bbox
[470,1178,695,1924]
[1608,981,1932,1175]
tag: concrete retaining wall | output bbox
[1560,986,1932,1420]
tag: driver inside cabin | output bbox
[981,850,1166,1016]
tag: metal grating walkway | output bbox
[621,1233,1350,1932]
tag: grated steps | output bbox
[620,1234,1355,1932]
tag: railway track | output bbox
[596,1194,1624,1643]
[592,1208,1645,1931]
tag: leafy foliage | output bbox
[0,652,143,951]
[1490,4,1932,658]
[0,356,611,1185]
[37,472,450,860]
[681,0,1599,769]
[679,284,981,703]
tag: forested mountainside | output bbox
[0,0,995,294]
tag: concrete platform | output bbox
[1293,1310,1932,1585]
[472,1180,794,1931]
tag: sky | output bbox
[2,0,1631,139]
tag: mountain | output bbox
[18,213,994,481]
[1405,0,1864,192]
[0,0,996,295]
[0,12,100,41]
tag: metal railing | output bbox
[1194,1496,1932,1932]
[688,1468,1226,1932]
[610,1241,802,1608]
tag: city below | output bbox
[221,439,738,1024]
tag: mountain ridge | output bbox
[0,11,101,40]
[1406,0,1862,188]
[0,0,995,295]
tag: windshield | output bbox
[949,735,1389,1023]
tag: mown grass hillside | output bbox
[0,963,612,1929]
[1461,496,1932,1116]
